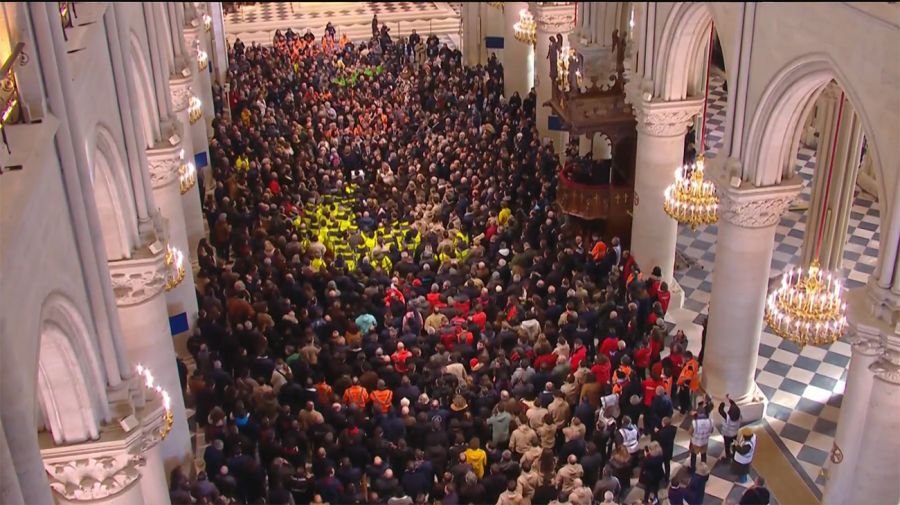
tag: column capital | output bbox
[146,125,184,189]
[710,161,802,228]
[531,3,576,34]
[41,396,168,501]
[631,96,704,137]
[169,73,193,112]
[108,245,167,307]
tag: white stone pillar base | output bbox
[702,382,768,423]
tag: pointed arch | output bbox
[91,126,138,261]
[654,2,715,101]
[129,31,158,148]
[742,53,885,204]
[37,293,108,444]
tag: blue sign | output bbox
[485,36,504,49]
[195,151,209,168]
[548,115,564,132]
[169,312,189,335]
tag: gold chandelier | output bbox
[487,2,504,10]
[662,23,718,231]
[663,154,718,230]
[765,89,849,347]
[514,9,536,45]
[164,244,186,291]
[764,260,847,347]
[135,365,175,439]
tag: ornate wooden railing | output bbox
[557,172,634,220]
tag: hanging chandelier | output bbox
[662,23,718,230]
[514,9,536,45]
[663,154,719,230]
[765,260,847,347]
[764,89,848,347]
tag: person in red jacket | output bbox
[452,297,471,318]
[469,306,487,331]
[591,354,612,387]
[633,339,652,379]
[391,342,412,374]
[599,332,620,360]
[533,350,559,371]
[426,284,443,309]
[657,282,672,314]
[569,338,588,369]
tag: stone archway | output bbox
[130,32,159,149]
[91,127,138,261]
[37,294,108,445]
[653,2,716,101]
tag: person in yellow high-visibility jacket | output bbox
[498,206,511,226]
[379,255,392,273]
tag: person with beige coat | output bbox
[556,454,584,495]
[509,422,539,456]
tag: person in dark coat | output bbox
[651,415,678,481]
[639,441,666,503]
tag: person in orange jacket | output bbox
[343,377,369,411]
[676,351,700,414]
[611,356,634,395]
[371,380,394,414]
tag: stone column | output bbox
[503,2,533,98]
[482,3,506,61]
[147,129,200,349]
[170,72,206,259]
[108,246,191,472]
[208,2,228,86]
[848,335,900,505]
[803,88,865,271]
[533,3,575,151]
[461,2,481,67]
[629,94,703,308]
[183,24,214,198]
[701,170,802,421]
[822,299,884,505]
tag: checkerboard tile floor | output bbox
[225,2,461,46]
[673,77,881,497]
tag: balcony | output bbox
[547,34,635,138]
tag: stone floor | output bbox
[224,2,461,47]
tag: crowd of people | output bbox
[175,21,769,505]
